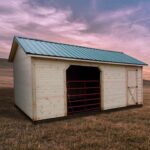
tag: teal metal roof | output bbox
[15,36,147,66]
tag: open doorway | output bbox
[66,65,101,115]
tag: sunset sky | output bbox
[0,0,150,79]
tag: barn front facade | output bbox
[9,37,147,121]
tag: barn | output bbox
[9,36,147,121]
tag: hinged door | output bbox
[127,70,138,105]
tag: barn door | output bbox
[127,70,138,105]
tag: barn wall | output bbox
[33,58,69,120]
[100,65,127,110]
[102,66,143,109]
[32,58,143,120]
[13,46,33,119]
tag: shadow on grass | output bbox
[0,87,30,122]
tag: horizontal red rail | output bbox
[68,103,100,108]
[67,80,99,83]
[67,86,100,90]
[68,98,100,103]
[67,93,99,97]
[68,107,100,114]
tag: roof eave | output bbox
[8,36,18,62]
[27,53,147,67]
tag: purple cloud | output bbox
[0,0,149,79]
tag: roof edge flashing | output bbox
[28,53,147,67]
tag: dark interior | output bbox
[66,65,101,115]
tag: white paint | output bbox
[33,59,69,120]
[100,65,127,110]
[13,46,33,119]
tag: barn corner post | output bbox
[141,66,144,105]
[98,67,103,111]
[125,66,128,106]
[31,58,37,121]
[137,66,144,105]
[64,64,70,116]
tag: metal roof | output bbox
[10,36,147,66]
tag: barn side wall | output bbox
[32,58,143,120]
[13,46,33,119]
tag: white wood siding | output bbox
[100,65,127,110]
[32,58,143,120]
[33,59,69,120]
[13,46,33,119]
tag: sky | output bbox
[0,0,150,79]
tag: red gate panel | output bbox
[67,80,100,114]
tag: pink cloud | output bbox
[0,1,149,79]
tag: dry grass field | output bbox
[0,58,150,150]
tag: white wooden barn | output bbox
[9,36,147,121]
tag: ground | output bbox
[0,58,150,150]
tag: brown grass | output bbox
[0,59,150,150]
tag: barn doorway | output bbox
[66,65,101,115]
